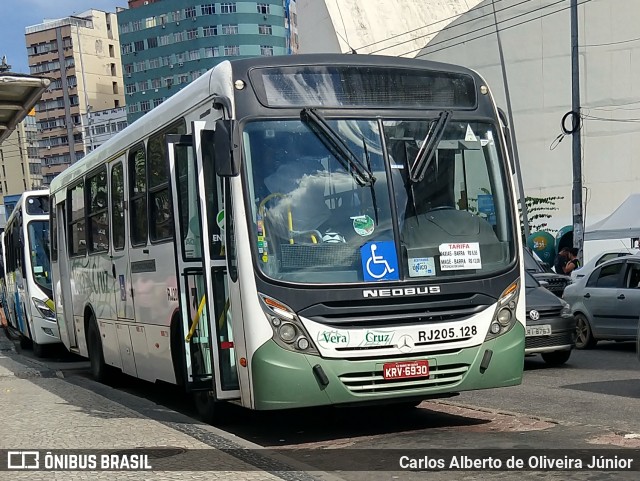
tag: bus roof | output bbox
[48,54,484,195]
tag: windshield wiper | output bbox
[409,110,452,183]
[300,108,375,187]
[361,135,379,225]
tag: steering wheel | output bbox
[426,205,456,212]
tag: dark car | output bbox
[524,247,572,297]
[525,270,575,365]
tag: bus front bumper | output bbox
[250,322,525,410]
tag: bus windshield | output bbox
[28,221,52,292]
[243,116,514,285]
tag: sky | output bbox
[1,0,125,74]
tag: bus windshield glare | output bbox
[243,117,515,284]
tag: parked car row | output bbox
[521,247,640,366]
[563,253,640,348]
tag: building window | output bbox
[134,40,145,52]
[149,57,160,69]
[204,47,219,58]
[185,6,196,18]
[257,3,270,14]
[148,37,158,49]
[258,24,272,35]
[174,31,185,42]
[159,34,172,46]
[122,43,132,55]
[124,64,133,74]
[189,50,200,61]
[141,100,151,112]
[187,28,198,40]
[221,3,237,14]
[151,78,162,89]
[203,25,218,37]
[222,24,238,35]
[126,82,137,93]
[224,46,240,56]
[201,4,215,15]
[128,103,140,114]
[260,45,274,56]
[153,98,164,108]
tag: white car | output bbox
[571,249,640,281]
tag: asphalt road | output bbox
[9,336,640,480]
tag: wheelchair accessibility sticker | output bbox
[361,242,399,281]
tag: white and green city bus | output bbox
[50,54,524,420]
[2,190,58,356]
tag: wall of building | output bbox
[0,119,40,202]
[83,106,128,151]
[26,11,124,186]
[118,0,297,123]
[296,0,482,56]
[421,0,640,257]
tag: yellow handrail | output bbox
[185,295,207,342]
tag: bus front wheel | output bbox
[193,391,229,425]
[87,316,110,383]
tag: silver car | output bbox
[563,255,640,348]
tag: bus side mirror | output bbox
[497,107,515,175]
[212,119,239,177]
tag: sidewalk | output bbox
[0,332,343,481]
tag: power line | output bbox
[410,0,593,59]
[353,0,512,52]
[581,35,640,48]
[368,0,537,55]
[402,0,573,58]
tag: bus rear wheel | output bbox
[87,316,110,383]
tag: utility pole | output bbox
[571,0,584,261]
[491,0,529,240]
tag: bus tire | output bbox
[87,316,110,383]
[19,335,30,349]
[32,340,46,358]
[193,391,228,425]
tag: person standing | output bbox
[563,248,581,275]
[554,247,569,274]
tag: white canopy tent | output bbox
[584,194,640,241]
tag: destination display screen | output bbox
[248,65,477,109]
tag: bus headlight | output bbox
[258,293,319,355]
[33,298,56,322]
[485,280,520,341]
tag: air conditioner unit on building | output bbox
[127,73,131,77]
[169,64,174,68]
[178,62,184,66]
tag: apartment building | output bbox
[25,10,125,186]
[0,111,42,204]
[118,0,298,123]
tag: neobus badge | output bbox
[362,286,441,298]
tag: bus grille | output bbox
[339,363,469,393]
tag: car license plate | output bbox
[525,325,552,337]
[383,360,429,380]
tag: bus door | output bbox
[167,123,239,398]
[109,160,134,320]
[55,200,77,348]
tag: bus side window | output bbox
[129,144,148,246]
[68,182,87,257]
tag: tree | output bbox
[519,195,564,236]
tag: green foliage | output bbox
[519,195,564,234]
